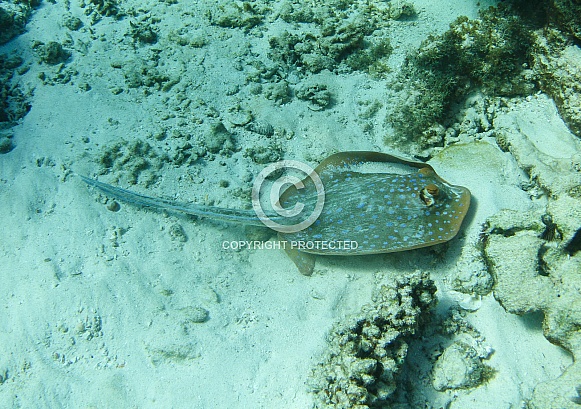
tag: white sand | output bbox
[0,0,576,407]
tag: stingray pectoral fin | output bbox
[280,238,316,276]
[314,151,431,174]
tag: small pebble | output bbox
[169,223,187,242]
[0,137,13,154]
[184,306,209,323]
[106,200,120,212]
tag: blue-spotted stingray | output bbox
[81,151,470,275]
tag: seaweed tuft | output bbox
[390,5,535,145]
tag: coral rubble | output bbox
[533,29,581,137]
[309,272,436,408]
[389,5,535,145]
[483,96,581,409]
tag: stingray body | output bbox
[81,151,470,275]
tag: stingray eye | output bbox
[420,184,439,206]
[426,184,439,196]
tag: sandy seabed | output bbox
[0,0,579,408]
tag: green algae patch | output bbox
[390,5,535,145]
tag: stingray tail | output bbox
[79,175,268,227]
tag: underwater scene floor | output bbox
[1,0,581,408]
